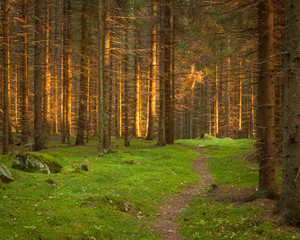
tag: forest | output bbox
[0,0,300,239]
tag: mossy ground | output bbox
[177,136,299,239]
[0,135,298,239]
[0,137,198,240]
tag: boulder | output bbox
[12,152,62,174]
[0,163,14,183]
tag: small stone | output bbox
[81,164,88,171]
[45,179,56,185]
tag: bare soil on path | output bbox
[154,147,213,240]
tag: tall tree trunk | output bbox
[225,35,231,138]
[34,0,46,151]
[123,1,130,147]
[275,0,300,226]
[2,0,10,154]
[146,1,158,140]
[164,0,173,144]
[257,0,278,198]
[171,13,175,141]
[66,0,72,144]
[103,0,111,150]
[44,0,51,137]
[215,64,219,137]
[20,0,29,144]
[76,0,88,145]
[134,30,142,138]
[157,0,167,146]
[62,0,72,144]
[97,0,104,154]
[238,59,243,138]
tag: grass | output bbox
[0,137,199,240]
[177,136,298,239]
[0,135,298,239]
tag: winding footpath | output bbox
[154,147,213,240]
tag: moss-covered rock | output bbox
[0,163,14,183]
[12,152,62,174]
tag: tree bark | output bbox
[157,0,167,146]
[123,0,130,147]
[103,0,111,151]
[257,0,278,198]
[44,0,51,137]
[146,1,158,140]
[164,0,173,144]
[275,0,300,226]
[34,0,46,151]
[76,0,88,146]
[134,30,142,138]
[20,0,29,144]
[97,0,104,155]
[2,0,10,154]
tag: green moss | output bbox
[14,152,62,173]
[0,181,5,190]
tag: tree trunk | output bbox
[76,0,88,146]
[34,0,46,151]
[44,0,51,137]
[97,0,104,154]
[103,0,111,150]
[275,0,300,226]
[215,64,219,137]
[20,0,29,144]
[164,0,173,144]
[257,0,278,198]
[123,1,130,147]
[225,35,231,138]
[146,1,158,140]
[157,0,167,146]
[66,0,72,144]
[134,30,142,138]
[2,0,10,154]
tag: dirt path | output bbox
[154,147,213,240]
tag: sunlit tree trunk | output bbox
[257,0,278,198]
[276,0,300,226]
[76,0,88,145]
[103,0,111,150]
[44,0,51,137]
[66,0,72,144]
[214,64,219,137]
[238,59,243,138]
[134,30,142,138]
[146,1,158,141]
[225,35,231,138]
[123,1,130,147]
[118,58,122,138]
[34,0,46,151]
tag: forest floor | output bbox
[0,135,300,239]
[154,147,212,239]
